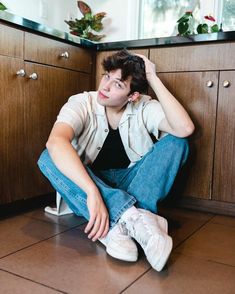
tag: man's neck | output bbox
[105,105,126,130]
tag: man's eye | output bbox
[115,82,122,88]
[102,73,109,79]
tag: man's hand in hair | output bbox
[135,54,157,82]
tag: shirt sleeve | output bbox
[142,99,166,139]
[55,92,89,137]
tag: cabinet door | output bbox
[156,72,218,199]
[20,62,91,200]
[0,56,25,204]
[25,33,93,73]
[0,24,23,58]
[213,71,235,202]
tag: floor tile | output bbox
[24,208,86,228]
[0,215,67,258]
[0,270,62,294]
[0,226,150,294]
[159,206,214,222]
[158,207,214,248]
[175,222,235,266]
[123,253,235,294]
[209,215,235,228]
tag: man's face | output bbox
[97,69,132,108]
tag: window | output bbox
[139,0,201,38]
[139,0,235,39]
[221,0,235,31]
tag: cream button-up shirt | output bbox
[56,91,166,167]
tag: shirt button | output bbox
[104,129,108,132]
[97,147,101,150]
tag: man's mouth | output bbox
[98,91,109,99]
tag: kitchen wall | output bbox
[2,0,139,41]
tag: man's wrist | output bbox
[86,184,99,196]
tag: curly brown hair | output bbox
[102,49,148,94]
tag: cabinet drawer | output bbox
[24,33,93,73]
[150,42,235,72]
[0,24,23,58]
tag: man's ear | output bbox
[128,92,140,102]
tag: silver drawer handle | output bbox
[206,80,213,88]
[60,51,69,59]
[16,69,26,77]
[223,80,230,88]
[29,73,38,80]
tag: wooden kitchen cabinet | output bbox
[0,24,93,205]
[19,63,91,201]
[149,45,235,214]
[0,24,23,58]
[0,55,25,204]
[213,71,235,203]
[156,71,218,200]
[24,33,93,74]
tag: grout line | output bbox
[23,213,87,229]
[118,267,152,294]
[0,225,78,260]
[172,215,215,251]
[0,268,68,294]
[206,259,235,268]
[119,215,217,293]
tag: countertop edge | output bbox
[1,11,235,51]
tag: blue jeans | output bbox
[37,134,189,229]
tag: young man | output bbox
[38,50,194,272]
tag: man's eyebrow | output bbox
[114,77,126,84]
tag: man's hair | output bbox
[102,49,148,94]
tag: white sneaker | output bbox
[121,209,173,271]
[138,209,168,233]
[99,220,138,262]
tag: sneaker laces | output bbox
[109,220,130,240]
[118,219,129,235]
[122,213,156,248]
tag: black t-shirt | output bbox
[91,125,130,170]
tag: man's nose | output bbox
[103,80,111,91]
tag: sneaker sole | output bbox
[99,238,138,262]
[151,235,173,272]
[106,246,138,262]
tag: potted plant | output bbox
[65,1,106,41]
[177,11,221,36]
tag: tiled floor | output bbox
[0,206,235,294]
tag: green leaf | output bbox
[90,20,103,32]
[211,24,219,33]
[0,2,7,10]
[84,12,92,21]
[197,23,208,34]
[178,22,189,35]
[177,13,192,23]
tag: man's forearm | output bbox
[148,74,194,136]
[46,138,98,195]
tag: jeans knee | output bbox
[168,135,189,163]
[154,134,189,162]
[37,149,51,170]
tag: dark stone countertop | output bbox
[1,10,235,51]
